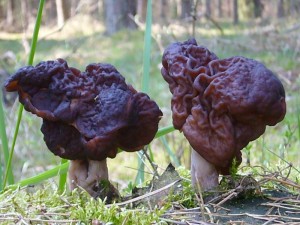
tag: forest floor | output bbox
[157,166,300,225]
[0,164,299,224]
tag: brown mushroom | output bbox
[161,39,286,190]
[5,59,162,197]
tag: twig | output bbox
[204,13,224,35]
[208,203,230,212]
[142,148,160,178]
[204,206,214,223]
[128,14,164,53]
[191,0,200,38]
[195,192,207,222]
[194,177,207,222]
[214,191,238,209]
[159,217,187,225]
[106,179,181,207]
[262,202,300,211]
[160,217,215,225]
[0,216,79,224]
[264,147,300,174]
[262,217,278,225]
[39,23,66,40]
[259,176,300,189]
[124,166,154,175]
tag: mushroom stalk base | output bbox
[69,159,109,197]
[191,149,219,191]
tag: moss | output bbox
[0,184,166,224]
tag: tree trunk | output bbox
[6,0,15,27]
[44,1,57,26]
[181,0,192,19]
[205,0,211,17]
[160,0,168,23]
[290,0,295,15]
[289,0,300,15]
[21,0,29,29]
[218,0,223,18]
[137,0,147,22]
[171,0,178,19]
[227,0,232,17]
[277,0,284,18]
[253,0,263,18]
[0,0,5,20]
[56,0,71,27]
[233,0,239,25]
[103,0,137,35]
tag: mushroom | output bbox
[5,59,162,197]
[161,39,286,191]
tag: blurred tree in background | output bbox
[56,0,71,27]
[103,0,137,35]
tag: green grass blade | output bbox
[136,0,153,185]
[135,152,145,185]
[8,161,69,190]
[141,0,152,94]
[160,136,180,167]
[3,106,23,188]
[296,93,300,140]
[3,0,45,189]
[155,125,175,138]
[58,158,68,193]
[0,95,10,187]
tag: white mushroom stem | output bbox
[191,149,219,191]
[68,159,109,197]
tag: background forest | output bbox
[1,0,300,33]
[0,0,299,224]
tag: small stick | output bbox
[209,203,230,212]
[142,148,160,178]
[214,190,238,209]
[260,176,300,189]
[194,177,207,222]
[106,179,181,207]
[191,0,200,38]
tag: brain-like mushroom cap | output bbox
[161,39,286,174]
[5,59,162,160]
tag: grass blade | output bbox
[141,0,152,94]
[155,125,175,138]
[136,0,153,185]
[3,0,45,189]
[8,161,69,190]
[58,158,68,193]
[160,136,180,167]
[0,94,11,187]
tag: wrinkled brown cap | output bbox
[5,59,162,160]
[161,39,286,174]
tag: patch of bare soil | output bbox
[207,189,300,224]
